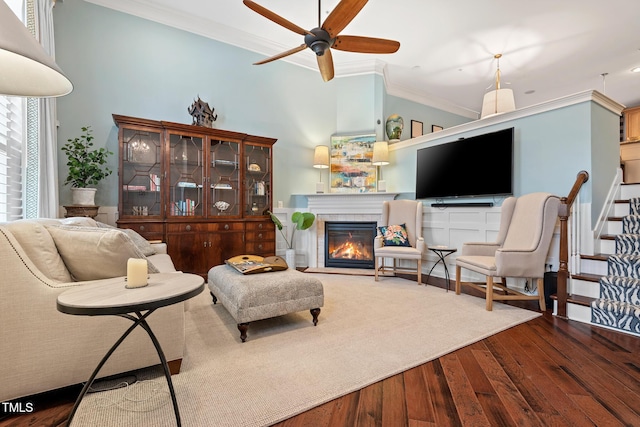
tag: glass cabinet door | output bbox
[210,140,240,216]
[168,133,203,217]
[244,144,271,216]
[121,128,162,218]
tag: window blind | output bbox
[0,96,25,221]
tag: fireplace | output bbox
[324,221,377,268]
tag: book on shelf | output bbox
[123,185,147,191]
[172,199,197,216]
[149,173,161,191]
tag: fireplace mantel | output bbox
[303,193,398,214]
[300,193,398,268]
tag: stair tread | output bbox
[572,273,602,282]
[554,294,595,307]
[581,253,610,261]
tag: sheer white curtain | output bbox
[34,0,59,218]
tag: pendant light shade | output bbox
[481,88,515,119]
[480,54,514,119]
[0,0,73,97]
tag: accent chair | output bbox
[455,192,560,311]
[374,200,426,284]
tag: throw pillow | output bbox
[123,229,156,256]
[5,220,72,282]
[46,225,159,281]
[378,223,411,247]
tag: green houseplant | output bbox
[268,210,315,268]
[61,126,113,205]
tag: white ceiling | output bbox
[85,0,640,118]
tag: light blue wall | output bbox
[388,101,620,224]
[53,0,467,210]
[53,0,619,225]
[383,95,471,142]
[54,0,338,208]
[591,103,623,222]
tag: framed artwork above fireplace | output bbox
[329,133,377,193]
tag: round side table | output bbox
[57,272,204,426]
[426,246,457,291]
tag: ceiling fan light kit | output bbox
[244,0,400,82]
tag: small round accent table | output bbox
[56,273,204,427]
[426,246,457,291]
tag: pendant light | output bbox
[480,54,515,119]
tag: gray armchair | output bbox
[455,192,560,311]
[374,200,426,284]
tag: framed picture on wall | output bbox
[411,120,423,138]
[329,133,377,193]
[432,125,443,132]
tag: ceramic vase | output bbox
[385,114,404,141]
[70,187,97,206]
[285,248,296,270]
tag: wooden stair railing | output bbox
[557,170,589,318]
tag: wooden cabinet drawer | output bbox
[245,230,275,241]
[167,222,244,233]
[118,222,164,240]
[246,221,274,231]
[245,241,275,254]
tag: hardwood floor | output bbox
[271,308,640,427]
[2,283,639,427]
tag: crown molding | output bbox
[82,1,476,112]
[391,90,626,151]
[381,68,480,120]
[88,1,622,123]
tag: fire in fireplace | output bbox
[325,221,377,268]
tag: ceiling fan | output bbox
[243,0,400,82]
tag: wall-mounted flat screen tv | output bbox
[415,127,514,199]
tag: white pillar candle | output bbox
[126,258,148,288]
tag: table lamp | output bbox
[313,145,329,193]
[372,141,389,192]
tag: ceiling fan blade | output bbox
[322,0,368,38]
[333,35,400,54]
[243,0,312,36]
[317,49,335,82]
[253,44,307,65]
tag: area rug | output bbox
[71,273,540,427]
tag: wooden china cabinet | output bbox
[114,114,276,278]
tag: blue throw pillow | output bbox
[378,223,411,247]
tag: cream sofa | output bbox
[0,217,186,402]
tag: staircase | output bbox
[567,183,640,336]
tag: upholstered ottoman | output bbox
[207,265,324,342]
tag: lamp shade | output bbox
[372,141,389,166]
[480,88,515,119]
[0,0,73,97]
[313,145,329,169]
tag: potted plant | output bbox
[268,210,315,268]
[61,126,113,206]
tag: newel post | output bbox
[557,200,570,318]
[556,170,589,319]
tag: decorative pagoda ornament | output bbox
[188,96,218,128]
